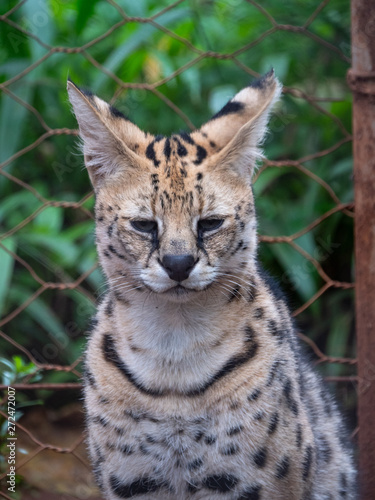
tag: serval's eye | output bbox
[131,220,157,233]
[198,219,224,232]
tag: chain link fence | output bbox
[0,0,356,498]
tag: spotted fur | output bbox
[68,70,356,499]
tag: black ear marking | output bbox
[211,101,244,121]
[109,104,129,120]
[249,68,275,89]
[69,79,94,98]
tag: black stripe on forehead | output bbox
[194,145,207,165]
[146,141,160,167]
[179,131,195,145]
[173,136,187,157]
[163,137,171,160]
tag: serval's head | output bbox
[68,72,281,303]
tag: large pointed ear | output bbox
[67,80,147,188]
[199,70,282,178]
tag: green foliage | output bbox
[0,0,354,418]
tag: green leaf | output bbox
[0,85,33,168]
[94,7,190,91]
[0,238,16,318]
[208,85,237,114]
[75,0,102,35]
[9,286,70,352]
[33,207,63,233]
[20,233,79,267]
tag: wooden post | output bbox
[348,0,375,497]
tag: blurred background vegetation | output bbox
[0,0,355,496]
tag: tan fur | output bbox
[67,71,356,500]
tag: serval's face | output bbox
[68,72,281,302]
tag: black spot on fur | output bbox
[204,435,217,445]
[276,456,290,479]
[102,334,163,396]
[220,444,239,455]
[93,459,104,490]
[146,435,157,444]
[119,444,133,455]
[139,443,150,455]
[339,472,347,496]
[320,387,333,416]
[109,105,128,120]
[254,410,264,421]
[194,430,204,442]
[151,173,159,192]
[188,458,204,470]
[187,482,198,493]
[227,425,243,436]
[91,415,109,427]
[317,435,332,464]
[202,474,238,492]
[253,307,264,319]
[283,378,299,416]
[194,145,207,165]
[88,316,98,332]
[268,319,285,343]
[196,172,203,180]
[253,447,267,468]
[212,100,244,120]
[108,244,126,260]
[296,423,303,448]
[302,445,313,480]
[105,300,114,316]
[110,475,167,498]
[266,359,285,387]
[84,368,96,388]
[228,285,241,302]
[268,412,279,434]
[231,239,244,256]
[237,484,262,500]
[209,140,216,148]
[248,388,261,401]
[146,141,160,167]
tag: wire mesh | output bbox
[0,0,356,498]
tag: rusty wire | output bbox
[0,0,355,497]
